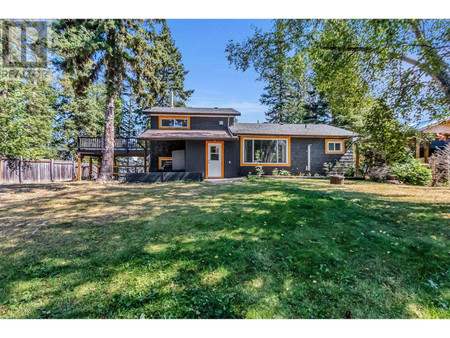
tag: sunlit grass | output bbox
[0,179,448,318]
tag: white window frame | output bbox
[242,137,290,165]
[158,116,190,129]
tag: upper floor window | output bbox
[325,139,345,154]
[241,137,290,166]
[159,116,190,129]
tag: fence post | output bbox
[19,156,23,184]
[50,159,54,182]
[72,158,75,181]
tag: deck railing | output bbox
[77,136,144,152]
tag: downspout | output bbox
[307,144,311,172]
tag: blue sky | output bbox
[167,19,273,123]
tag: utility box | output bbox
[172,150,185,171]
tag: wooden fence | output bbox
[0,157,81,184]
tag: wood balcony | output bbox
[77,136,146,156]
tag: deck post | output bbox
[89,156,93,180]
[77,154,82,181]
[424,141,430,163]
[144,140,148,173]
[415,140,421,159]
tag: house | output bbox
[412,119,450,163]
[133,106,356,179]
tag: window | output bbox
[159,116,190,129]
[325,139,345,154]
[242,137,290,166]
[158,157,172,170]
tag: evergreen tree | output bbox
[0,79,57,158]
[154,22,193,107]
[52,19,192,182]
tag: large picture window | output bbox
[159,116,190,129]
[242,137,290,165]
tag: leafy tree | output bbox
[53,19,192,182]
[226,19,450,125]
[357,99,416,167]
[227,21,307,123]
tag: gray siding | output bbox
[185,141,205,174]
[149,140,185,171]
[239,137,353,176]
[151,116,232,130]
[185,140,240,178]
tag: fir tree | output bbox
[53,19,192,182]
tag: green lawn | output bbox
[0,179,448,318]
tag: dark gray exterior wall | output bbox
[149,140,185,171]
[239,137,353,176]
[185,140,240,178]
[150,116,232,130]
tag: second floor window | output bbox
[159,116,190,129]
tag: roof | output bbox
[410,119,450,131]
[136,129,238,141]
[230,123,356,137]
[143,106,241,116]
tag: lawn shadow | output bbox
[0,180,448,318]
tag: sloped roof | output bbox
[136,129,237,141]
[230,123,356,137]
[143,107,241,116]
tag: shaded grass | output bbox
[0,179,449,318]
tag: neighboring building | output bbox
[412,119,450,163]
[135,106,355,178]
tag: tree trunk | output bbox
[98,95,115,182]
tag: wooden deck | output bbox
[77,136,145,156]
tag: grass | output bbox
[0,178,448,319]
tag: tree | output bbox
[226,21,307,123]
[54,77,121,159]
[0,79,57,158]
[52,19,192,182]
[226,19,450,125]
[154,22,193,107]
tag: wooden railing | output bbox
[77,136,144,152]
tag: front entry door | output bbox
[206,142,223,178]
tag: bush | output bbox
[279,169,291,176]
[390,158,432,186]
[367,165,390,182]
[272,168,279,176]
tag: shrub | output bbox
[390,158,432,186]
[255,164,264,177]
[279,169,291,176]
[272,168,279,176]
[367,165,390,182]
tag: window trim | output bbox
[240,136,291,166]
[325,139,345,154]
[158,157,172,170]
[158,116,190,129]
